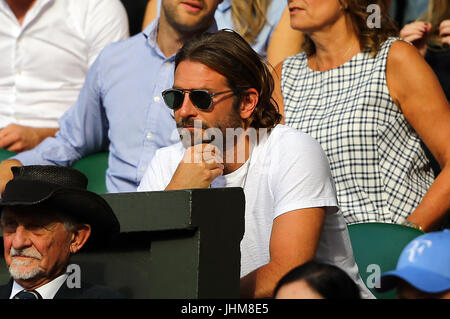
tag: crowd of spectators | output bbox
[0,0,448,299]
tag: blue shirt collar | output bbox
[217,0,231,12]
[142,18,159,49]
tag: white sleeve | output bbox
[84,0,130,67]
[137,145,184,192]
[137,150,167,192]
[269,130,338,219]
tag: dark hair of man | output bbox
[273,260,361,299]
[174,29,282,130]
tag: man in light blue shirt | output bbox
[0,0,221,193]
[154,0,287,60]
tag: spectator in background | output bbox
[120,0,149,36]
[142,0,304,66]
[390,0,429,28]
[0,165,121,299]
[273,0,450,231]
[376,230,450,299]
[400,0,450,100]
[142,0,157,31]
[265,4,304,67]
[0,0,129,152]
[274,261,361,299]
[214,0,303,66]
[0,0,221,194]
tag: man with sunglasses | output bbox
[0,0,222,194]
[138,30,374,299]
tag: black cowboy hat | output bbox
[0,165,120,247]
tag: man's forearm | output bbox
[240,261,289,299]
[240,209,324,298]
[34,127,59,144]
[0,125,59,153]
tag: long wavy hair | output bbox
[230,0,271,44]
[303,0,398,56]
[422,0,450,49]
[175,30,282,130]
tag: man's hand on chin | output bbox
[165,143,224,190]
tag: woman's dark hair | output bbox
[273,260,361,299]
[174,29,281,130]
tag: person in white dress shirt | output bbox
[0,0,129,152]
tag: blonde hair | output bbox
[422,0,450,48]
[231,0,270,44]
[302,0,398,56]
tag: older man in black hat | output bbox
[0,165,120,299]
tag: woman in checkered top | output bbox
[272,0,450,231]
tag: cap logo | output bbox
[405,239,432,262]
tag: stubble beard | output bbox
[162,1,214,35]
[177,111,243,153]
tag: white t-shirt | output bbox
[138,124,374,299]
[0,0,129,128]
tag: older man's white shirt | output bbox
[9,273,68,299]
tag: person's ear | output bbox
[239,88,259,123]
[69,224,91,254]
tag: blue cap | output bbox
[376,229,450,293]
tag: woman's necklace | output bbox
[312,41,358,71]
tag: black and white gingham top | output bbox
[281,37,435,225]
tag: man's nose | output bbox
[11,225,32,250]
[176,92,199,119]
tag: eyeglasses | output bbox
[161,88,236,111]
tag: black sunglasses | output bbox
[161,88,236,111]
